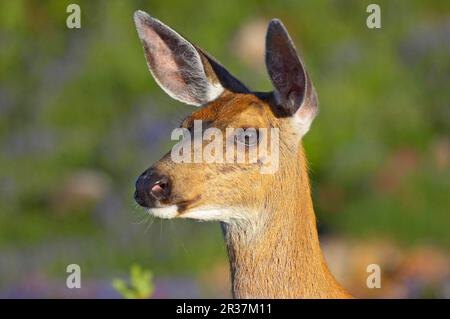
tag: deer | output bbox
[132,10,352,299]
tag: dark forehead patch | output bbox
[249,101,263,109]
[181,93,271,128]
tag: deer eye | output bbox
[235,129,259,147]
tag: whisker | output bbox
[144,215,156,233]
[130,204,150,225]
[132,214,149,225]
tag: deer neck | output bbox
[221,146,350,299]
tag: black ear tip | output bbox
[266,19,292,42]
[267,19,291,42]
[268,19,286,31]
[269,18,282,25]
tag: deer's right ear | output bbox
[134,11,248,106]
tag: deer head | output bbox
[132,10,352,299]
[133,10,318,222]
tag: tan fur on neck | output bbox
[222,145,351,298]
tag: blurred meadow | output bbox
[0,0,449,298]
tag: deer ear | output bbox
[134,11,249,106]
[265,19,318,135]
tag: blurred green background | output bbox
[0,0,449,298]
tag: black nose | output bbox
[134,169,171,207]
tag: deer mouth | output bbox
[147,205,179,219]
[147,195,201,219]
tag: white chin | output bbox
[148,206,241,222]
[179,207,239,222]
[147,205,179,219]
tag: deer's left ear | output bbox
[265,19,318,136]
[134,10,249,106]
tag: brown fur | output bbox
[134,11,352,298]
[152,91,352,298]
